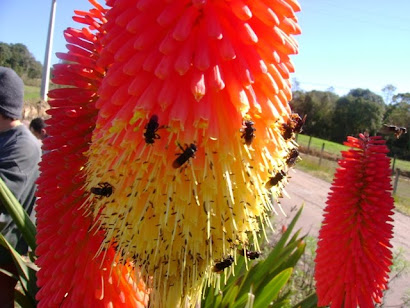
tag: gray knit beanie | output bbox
[0,66,24,119]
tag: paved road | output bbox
[276,169,410,307]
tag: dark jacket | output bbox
[0,124,41,264]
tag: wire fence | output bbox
[295,135,410,208]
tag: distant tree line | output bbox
[0,42,42,81]
[290,88,410,160]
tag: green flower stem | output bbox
[0,177,37,251]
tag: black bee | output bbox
[241,120,256,145]
[238,249,260,260]
[282,123,294,140]
[91,182,114,197]
[286,149,299,167]
[292,114,307,134]
[213,255,234,272]
[265,170,286,189]
[380,124,407,139]
[172,143,197,168]
[282,113,306,140]
[144,115,162,144]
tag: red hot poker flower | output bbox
[35,2,149,307]
[82,0,301,305]
[315,134,394,308]
[36,0,302,306]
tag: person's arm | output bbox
[0,142,29,203]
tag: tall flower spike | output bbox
[315,133,394,308]
[37,0,301,306]
[35,1,149,307]
[81,0,301,306]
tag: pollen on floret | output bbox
[77,0,302,306]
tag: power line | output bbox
[299,1,410,33]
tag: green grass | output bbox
[394,176,410,215]
[392,158,410,174]
[24,85,41,104]
[296,134,349,156]
[394,196,410,216]
[296,153,337,183]
[296,134,410,174]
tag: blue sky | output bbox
[1,0,409,97]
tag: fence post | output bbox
[393,168,400,195]
[307,136,312,151]
[391,155,397,175]
[318,143,325,166]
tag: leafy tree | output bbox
[392,93,410,105]
[382,84,397,105]
[290,90,339,140]
[383,94,410,159]
[348,88,385,107]
[331,89,385,143]
[0,43,12,66]
[0,42,42,79]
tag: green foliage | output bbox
[0,234,38,307]
[0,178,38,307]
[290,88,410,160]
[293,293,318,308]
[383,95,410,160]
[290,90,339,140]
[0,178,37,251]
[348,88,385,106]
[0,42,42,81]
[331,89,385,142]
[286,236,318,306]
[201,207,317,308]
[24,85,41,104]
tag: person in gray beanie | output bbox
[0,67,41,306]
[0,67,24,119]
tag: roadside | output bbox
[276,169,410,307]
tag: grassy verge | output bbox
[24,85,41,104]
[393,158,410,173]
[296,153,337,183]
[297,153,410,216]
[297,134,410,174]
[296,134,348,156]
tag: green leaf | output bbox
[201,205,309,308]
[270,290,292,308]
[282,241,306,269]
[292,292,318,308]
[237,206,304,296]
[261,239,306,286]
[233,292,251,308]
[221,284,239,308]
[0,233,38,305]
[253,268,293,308]
[0,177,37,251]
[14,288,36,308]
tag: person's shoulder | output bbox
[13,125,41,152]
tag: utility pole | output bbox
[40,0,57,101]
